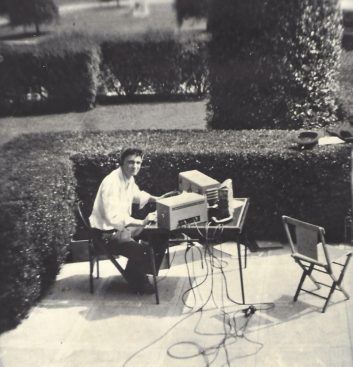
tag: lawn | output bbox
[0,100,207,146]
[0,0,202,39]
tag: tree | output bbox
[7,0,58,36]
[207,0,343,130]
[0,0,8,15]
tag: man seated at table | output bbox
[89,147,168,294]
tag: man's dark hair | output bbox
[120,147,144,165]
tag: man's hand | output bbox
[143,211,157,226]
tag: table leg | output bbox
[237,238,246,304]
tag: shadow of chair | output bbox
[282,215,352,313]
[75,201,160,304]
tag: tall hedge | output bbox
[207,0,343,129]
[0,34,100,116]
[0,134,75,333]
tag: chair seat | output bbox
[293,245,351,267]
[292,253,327,267]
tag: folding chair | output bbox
[76,201,160,304]
[282,215,352,313]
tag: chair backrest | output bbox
[77,201,92,232]
[282,216,331,268]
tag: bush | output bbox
[0,133,76,333]
[207,0,343,130]
[6,0,58,35]
[99,32,208,99]
[0,33,100,116]
[174,0,208,27]
[338,49,353,116]
[69,130,352,243]
[1,129,350,332]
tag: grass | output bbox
[0,2,192,39]
[0,100,207,146]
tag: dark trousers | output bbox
[99,230,169,286]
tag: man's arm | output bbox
[148,195,161,203]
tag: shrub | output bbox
[69,130,352,243]
[6,0,58,35]
[0,133,76,333]
[99,32,208,99]
[338,49,353,116]
[0,33,100,116]
[207,0,343,130]
[174,0,208,27]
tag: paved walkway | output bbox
[0,243,352,367]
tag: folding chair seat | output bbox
[282,215,352,313]
[76,201,160,304]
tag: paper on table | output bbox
[318,136,345,146]
[232,199,245,208]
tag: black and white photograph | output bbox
[0,0,352,366]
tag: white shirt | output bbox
[89,168,151,239]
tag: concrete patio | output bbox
[0,242,352,367]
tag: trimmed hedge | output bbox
[70,130,352,243]
[0,32,208,115]
[0,34,100,116]
[0,134,76,333]
[207,0,343,129]
[99,32,208,98]
[0,129,351,332]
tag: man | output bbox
[89,147,168,294]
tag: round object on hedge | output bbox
[338,129,353,143]
[295,131,319,148]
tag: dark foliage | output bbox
[99,32,209,98]
[0,0,7,15]
[207,0,343,130]
[0,134,76,333]
[0,32,207,116]
[174,0,209,27]
[70,129,351,243]
[0,34,100,116]
[6,0,58,35]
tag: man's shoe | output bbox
[133,277,155,294]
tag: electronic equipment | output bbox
[178,170,220,207]
[156,192,208,230]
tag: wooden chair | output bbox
[76,201,160,304]
[282,215,352,313]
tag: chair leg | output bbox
[336,253,352,300]
[243,231,248,269]
[149,246,159,304]
[323,253,352,312]
[244,244,248,269]
[294,263,314,302]
[96,257,100,279]
[89,246,94,294]
[166,245,170,269]
[322,281,337,313]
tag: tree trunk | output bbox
[35,22,40,36]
